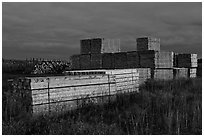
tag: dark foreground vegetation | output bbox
[2,78,202,135]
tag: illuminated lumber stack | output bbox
[173,68,188,79]
[138,50,174,68]
[177,53,197,68]
[7,68,139,117]
[175,53,198,78]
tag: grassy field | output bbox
[2,78,202,135]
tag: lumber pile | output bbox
[173,68,188,79]
[64,68,151,87]
[127,51,140,68]
[6,36,201,118]
[136,37,174,80]
[5,78,32,119]
[80,38,120,54]
[135,68,151,85]
[137,37,160,51]
[102,53,114,69]
[102,39,120,53]
[80,39,91,54]
[90,54,102,69]
[188,68,197,78]
[197,59,202,77]
[6,69,139,116]
[176,53,197,68]
[80,54,91,70]
[139,50,174,68]
[173,53,198,78]
[70,55,80,70]
[152,69,174,80]
[114,52,127,69]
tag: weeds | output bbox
[2,78,202,135]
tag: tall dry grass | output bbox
[2,78,202,135]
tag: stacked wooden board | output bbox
[102,39,120,53]
[90,54,102,69]
[65,68,151,86]
[102,53,114,69]
[139,50,174,68]
[197,59,202,77]
[70,55,80,70]
[114,52,127,69]
[7,69,139,117]
[173,68,188,79]
[6,78,33,119]
[176,53,197,68]
[137,37,160,51]
[103,69,139,93]
[80,38,120,54]
[127,51,140,68]
[173,53,198,78]
[135,68,151,85]
[80,54,91,70]
[71,36,200,79]
[151,69,174,80]
[80,39,91,54]
[30,74,117,115]
[188,68,197,78]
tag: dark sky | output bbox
[2,2,202,60]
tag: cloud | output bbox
[2,2,202,59]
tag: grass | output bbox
[2,78,202,135]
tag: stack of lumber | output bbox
[152,68,174,80]
[6,78,32,119]
[80,39,91,54]
[173,68,188,79]
[176,53,197,68]
[7,75,116,116]
[80,38,120,54]
[139,50,174,68]
[127,51,140,68]
[173,53,179,67]
[65,68,148,86]
[70,55,80,70]
[63,70,106,75]
[7,69,139,116]
[104,69,139,93]
[80,54,91,70]
[135,68,151,85]
[30,75,116,115]
[197,59,202,77]
[102,53,114,69]
[91,38,102,53]
[90,54,102,69]
[137,37,160,51]
[188,68,197,78]
[65,69,139,93]
[114,52,127,69]
[102,39,120,53]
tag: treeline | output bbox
[2,58,70,74]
